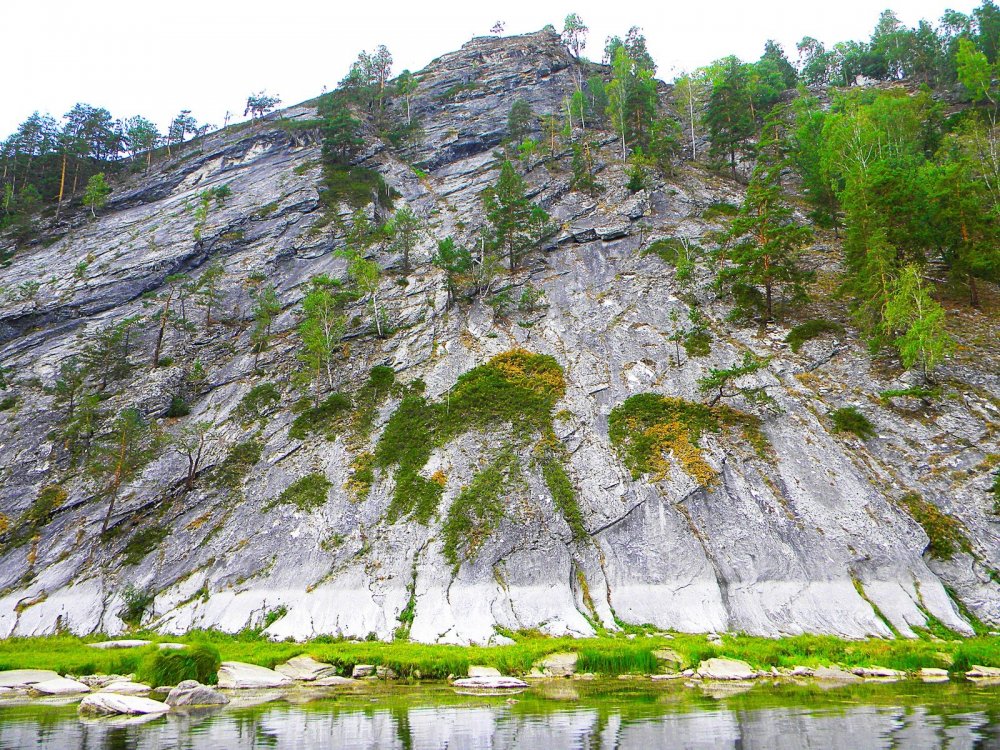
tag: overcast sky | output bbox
[2,0,981,139]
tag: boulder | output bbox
[851,666,904,679]
[467,666,501,678]
[376,666,397,680]
[274,655,338,681]
[651,673,682,681]
[78,693,170,716]
[813,666,862,682]
[77,674,133,689]
[966,665,1000,679]
[165,680,229,707]
[314,676,360,687]
[30,677,91,695]
[99,681,151,695]
[351,664,375,679]
[216,662,292,689]
[87,640,152,650]
[158,643,188,651]
[0,669,60,688]
[696,658,757,681]
[918,668,949,682]
[452,676,528,689]
[652,649,683,668]
[537,652,578,677]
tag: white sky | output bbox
[2,0,981,139]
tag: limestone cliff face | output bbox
[0,30,997,643]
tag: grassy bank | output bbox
[1,631,999,680]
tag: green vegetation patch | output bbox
[375,349,572,535]
[122,525,170,565]
[785,319,845,353]
[898,492,970,561]
[3,484,66,550]
[1,631,1000,682]
[992,471,1000,515]
[135,643,220,687]
[349,365,397,445]
[235,382,280,426]
[608,394,767,487]
[879,386,939,402]
[320,166,396,212]
[442,452,518,566]
[829,406,876,440]
[346,452,375,502]
[265,473,332,513]
[289,392,352,440]
[701,201,739,220]
[211,438,264,492]
[541,453,587,541]
[577,645,660,675]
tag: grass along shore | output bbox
[1,631,999,682]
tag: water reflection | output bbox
[0,684,997,750]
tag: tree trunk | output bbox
[969,273,980,309]
[56,153,67,220]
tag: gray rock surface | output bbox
[87,640,152,649]
[216,662,292,689]
[274,655,338,681]
[451,676,529,689]
[0,669,59,688]
[537,653,578,677]
[351,665,375,678]
[813,666,863,682]
[313,675,360,686]
[29,677,91,695]
[696,658,757,681]
[78,693,171,715]
[98,681,151,695]
[468,666,502,677]
[165,680,229,706]
[0,30,996,645]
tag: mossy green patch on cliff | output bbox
[265,473,332,513]
[785,319,845,353]
[289,392,352,440]
[210,438,264,493]
[441,451,520,566]
[898,492,971,560]
[608,394,768,487]
[375,349,578,544]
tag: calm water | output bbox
[1,680,998,749]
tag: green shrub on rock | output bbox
[136,643,221,687]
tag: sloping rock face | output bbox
[0,30,997,644]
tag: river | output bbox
[0,679,997,749]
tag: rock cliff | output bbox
[0,30,997,643]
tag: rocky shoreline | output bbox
[1,643,998,718]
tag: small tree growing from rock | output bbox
[89,408,161,533]
[697,352,773,407]
[83,173,111,218]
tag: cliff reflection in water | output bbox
[0,692,998,750]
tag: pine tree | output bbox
[194,262,225,328]
[432,236,473,308]
[89,408,160,533]
[250,284,282,369]
[387,205,421,273]
[482,160,553,270]
[717,120,813,322]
